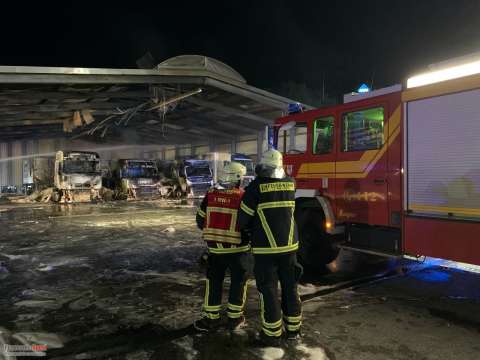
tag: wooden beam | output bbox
[0,90,151,100]
[0,100,141,113]
[0,119,65,127]
[0,112,72,120]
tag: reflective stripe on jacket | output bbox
[237,177,298,255]
[196,187,250,254]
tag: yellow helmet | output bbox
[219,161,247,183]
[260,149,283,168]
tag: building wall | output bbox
[0,139,165,190]
[0,129,268,191]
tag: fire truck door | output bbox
[334,105,389,226]
[308,115,337,204]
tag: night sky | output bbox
[1,1,479,100]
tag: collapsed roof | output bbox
[0,55,311,145]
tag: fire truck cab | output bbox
[275,63,480,269]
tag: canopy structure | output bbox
[0,55,311,145]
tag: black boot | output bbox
[228,315,246,331]
[258,331,282,347]
[285,330,301,341]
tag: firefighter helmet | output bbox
[259,149,283,168]
[219,161,247,183]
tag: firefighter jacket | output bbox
[196,187,250,255]
[237,176,298,255]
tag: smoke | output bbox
[0,152,57,163]
[0,145,164,163]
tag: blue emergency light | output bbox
[288,103,304,114]
[358,83,370,93]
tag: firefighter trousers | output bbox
[254,252,303,337]
[203,251,251,320]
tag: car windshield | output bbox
[121,164,158,178]
[185,166,211,177]
[63,159,100,174]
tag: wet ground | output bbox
[0,201,479,359]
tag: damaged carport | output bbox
[0,55,310,154]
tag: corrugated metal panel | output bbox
[194,146,209,156]
[38,138,56,155]
[407,88,480,219]
[12,141,23,188]
[177,146,192,157]
[165,149,176,160]
[215,143,232,153]
[236,140,257,156]
[25,140,37,155]
[0,142,8,187]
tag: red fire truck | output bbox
[275,59,480,269]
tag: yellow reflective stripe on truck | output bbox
[409,204,480,217]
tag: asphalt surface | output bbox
[0,201,479,360]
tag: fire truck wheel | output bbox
[295,206,339,272]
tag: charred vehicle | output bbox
[114,159,161,199]
[180,159,213,198]
[53,151,102,202]
[156,160,189,198]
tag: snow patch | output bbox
[12,332,63,348]
[296,343,329,360]
[1,253,30,261]
[37,264,54,272]
[125,350,153,360]
[172,336,198,360]
[37,257,90,272]
[14,300,60,310]
[261,347,284,360]
[298,283,324,296]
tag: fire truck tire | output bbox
[295,206,339,271]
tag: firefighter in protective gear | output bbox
[238,149,303,343]
[194,162,251,332]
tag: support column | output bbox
[257,129,265,161]
[209,139,216,153]
[289,127,295,151]
[191,144,195,158]
[7,142,13,187]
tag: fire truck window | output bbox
[277,123,307,154]
[342,107,384,152]
[313,116,334,154]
